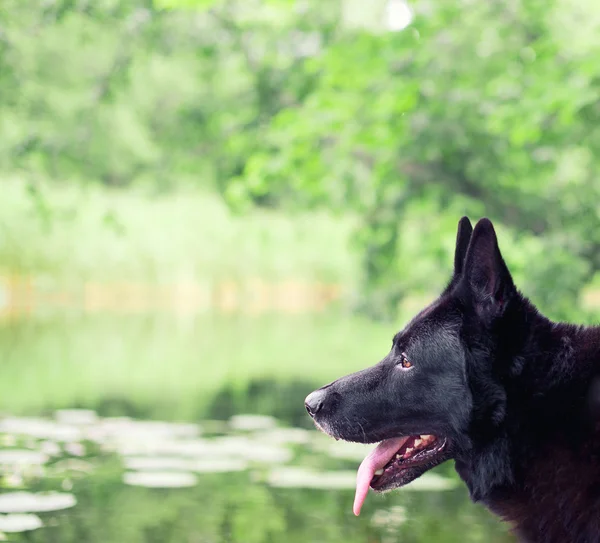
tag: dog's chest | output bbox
[487,447,600,542]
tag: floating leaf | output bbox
[0,492,76,513]
[229,415,278,431]
[55,410,98,426]
[267,467,356,489]
[0,418,81,442]
[0,450,48,467]
[402,473,459,492]
[123,471,198,488]
[0,514,43,533]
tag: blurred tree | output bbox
[0,0,338,193]
[224,0,600,320]
[3,0,600,320]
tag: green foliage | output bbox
[2,0,600,320]
[230,0,600,320]
[0,0,337,191]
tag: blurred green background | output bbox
[1,0,599,540]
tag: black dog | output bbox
[305,217,600,542]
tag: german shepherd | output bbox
[305,217,600,542]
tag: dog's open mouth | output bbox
[353,434,448,516]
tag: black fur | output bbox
[306,217,600,542]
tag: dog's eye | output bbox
[398,353,413,369]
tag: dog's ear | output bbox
[454,216,473,276]
[442,217,473,295]
[463,218,515,319]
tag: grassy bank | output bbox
[0,179,357,285]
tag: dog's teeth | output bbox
[403,447,413,458]
[395,454,401,459]
[374,469,383,476]
[414,438,423,448]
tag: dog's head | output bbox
[306,217,526,514]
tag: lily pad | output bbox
[267,467,356,489]
[188,458,248,473]
[0,514,43,533]
[117,436,292,464]
[252,428,313,445]
[229,415,277,431]
[123,456,248,473]
[402,473,458,492]
[96,420,201,453]
[102,419,200,439]
[114,438,208,457]
[123,471,198,488]
[0,450,48,467]
[0,418,81,442]
[55,410,98,426]
[39,441,61,456]
[123,456,191,471]
[209,436,292,464]
[316,440,372,462]
[0,492,76,513]
[64,442,86,457]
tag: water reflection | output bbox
[0,313,512,541]
[0,410,512,541]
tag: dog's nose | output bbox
[305,389,326,417]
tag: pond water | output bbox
[0,313,512,542]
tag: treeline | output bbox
[0,0,340,191]
[2,0,600,320]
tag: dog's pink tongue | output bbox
[353,436,408,516]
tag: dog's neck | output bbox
[457,299,600,504]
